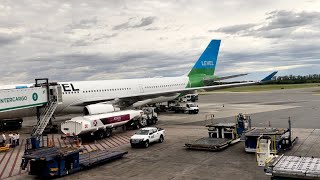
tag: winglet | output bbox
[261,71,278,82]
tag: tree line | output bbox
[268,74,320,84]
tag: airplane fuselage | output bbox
[0,76,189,119]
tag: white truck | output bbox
[178,94,199,102]
[130,127,165,148]
[61,108,158,140]
[170,102,199,114]
[61,110,145,140]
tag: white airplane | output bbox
[0,40,277,119]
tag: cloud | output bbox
[212,24,255,34]
[1,0,320,85]
[214,10,320,39]
[261,10,320,30]
[0,50,194,84]
[112,16,156,30]
[69,16,98,29]
[0,33,21,46]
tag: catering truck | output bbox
[61,109,157,140]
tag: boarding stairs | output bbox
[31,99,58,136]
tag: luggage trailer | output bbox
[21,135,127,178]
[185,114,250,151]
[264,154,320,180]
[256,134,320,180]
[244,118,297,153]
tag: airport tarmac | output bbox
[3,87,320,180]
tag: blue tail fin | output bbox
[188,40,221,77]
[261,71,278,82]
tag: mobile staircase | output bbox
[31,99,58,136]
[31,78,62,136]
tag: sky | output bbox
[0,0,320,84]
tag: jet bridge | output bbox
[0,85,48,113]
[0,78,62,134]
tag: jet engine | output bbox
[84,104,120,115]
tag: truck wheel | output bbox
[159,135,164,143]
[130,143,136,148]
[105,129,112,138]
[139,118,148,127]
[152,118,157,125]
[95,131,104,140]
[144,141,149,148]
[122,125,127,131]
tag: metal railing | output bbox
[31,100,58,136]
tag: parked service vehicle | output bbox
[130,127,165,148]
[141,107,158,126]
[0,118,23,131]
[62,110,146,140]
[171,102,199,114]
[179,94,199,102]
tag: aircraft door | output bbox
[50,85,63,104]
[138,84,144,93]
[55,86,63,104]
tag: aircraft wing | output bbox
[210,73,249,81]
[71,71,277,107]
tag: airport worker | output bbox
[16,132,20,146]
[12,133,16,147]
[1,133,5,143]
[8,132,13,144]
[0,136,3,147]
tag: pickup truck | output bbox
[130,127,165,148]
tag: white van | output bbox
[180,94,198,102]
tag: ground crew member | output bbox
[0,136,3,147]
[12,133,17,147]
[16,132,20,146]
[8,132,13,144]
[1,133,5,144]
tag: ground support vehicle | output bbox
[61,109,146,140]
[20,135,127,178]
[256,135,319,180]
[130,127,165,148]
[264,155,320,180]
[154,104,167,113]
[0,118,23,131]
[0,144,10,152]
[244,118,297,153]
[170,102,199,114]
[141,107,158,126]
[185,113,250,151]
[178,94,199,102]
